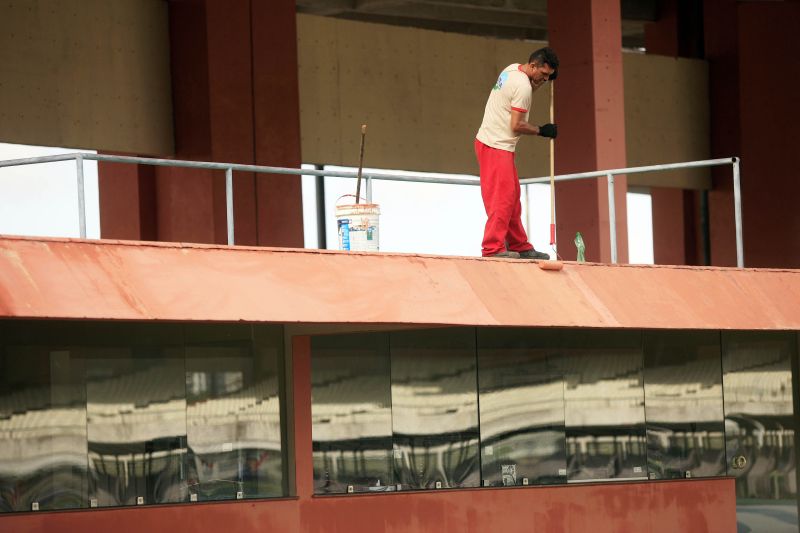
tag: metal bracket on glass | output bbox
[633,466,643,473]
[136,496,144,505]
[435,481,442,489]
[684,471,692,479]
[90,498,98,508]
[396,484,402,491]
[558,468,567,476]
[482,480,489,487]
[190,493,198,502]
[236,491,244,499]
[648,472,657,480]
[346,485,354,493]
[31,502,39,511]
[522,478,529,486]
[732,456,747,469]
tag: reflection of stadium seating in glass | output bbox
[390,329,480,490]
[0,346,89,512]
[477,329,568,487]
[723,331,797,520]
[722,332,799,533]
[566,431,647,481]
[646,426,726,479]
[644,331,725,480]
[310,328,797,490]
[85,354,188,507]
[392,437,480,489]
[186,349,284,501]
[727,415,796,500]
[558,331,648,481]
[313,441,395,493]
[480,430,566,486]
[88,437,188,505]
[311,333,394,494]
[0,320,285,512]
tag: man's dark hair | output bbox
[528,47,559,80]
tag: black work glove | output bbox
[539,123,557,139]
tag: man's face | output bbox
[529,62,555,88]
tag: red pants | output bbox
[475,139,533,256]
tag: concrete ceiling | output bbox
[296,0,658,48]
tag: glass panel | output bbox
[556,330,647,482]
[311,333,393,494]
[477,328,566,486]
[0,320,286,512]
[84,324,187,507]
[249,325,285,497]
[390,328,480,490]
[643,331,725,479]
[185,324,284,500]
[723,331,798,532]
[0,334,88,512]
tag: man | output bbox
[475,47,559,259]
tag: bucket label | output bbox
[338,219,351,251]
[335,204,380,252]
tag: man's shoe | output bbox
[486,250,520,259]
[518,249,551,260]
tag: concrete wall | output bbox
[0,7,709,190]
[0,0,173,155]
[296,14,710,189]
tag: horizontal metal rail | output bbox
[0,153,743,266]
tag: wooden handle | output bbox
[355,124,367,204]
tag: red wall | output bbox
[0,478,736,533]
[734,2,800,268]
[645,0,800,268]
[704,0,799,267]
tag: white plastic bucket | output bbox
[336,195,380,252]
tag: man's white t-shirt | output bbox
[476,64,533,153]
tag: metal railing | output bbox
[0,153,743,267]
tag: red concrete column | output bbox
[153,0,258,245]
[704,0,800,268]
[547,0,629,263]
[734,2,800,268]
[252,0,304,248]
[98,160,156,241]
[645,4,703,266]
[650,188,703,265]
[291,335,314,499]
[99,0,303,248]
[703,0,739,267]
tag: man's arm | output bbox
[510,110,557,138]
[510,110,540,136]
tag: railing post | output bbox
[366,175,373,203]
[607,173,618,264]
[733,157,744,267]
[76,155,87,239]
[225,167,235,245]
